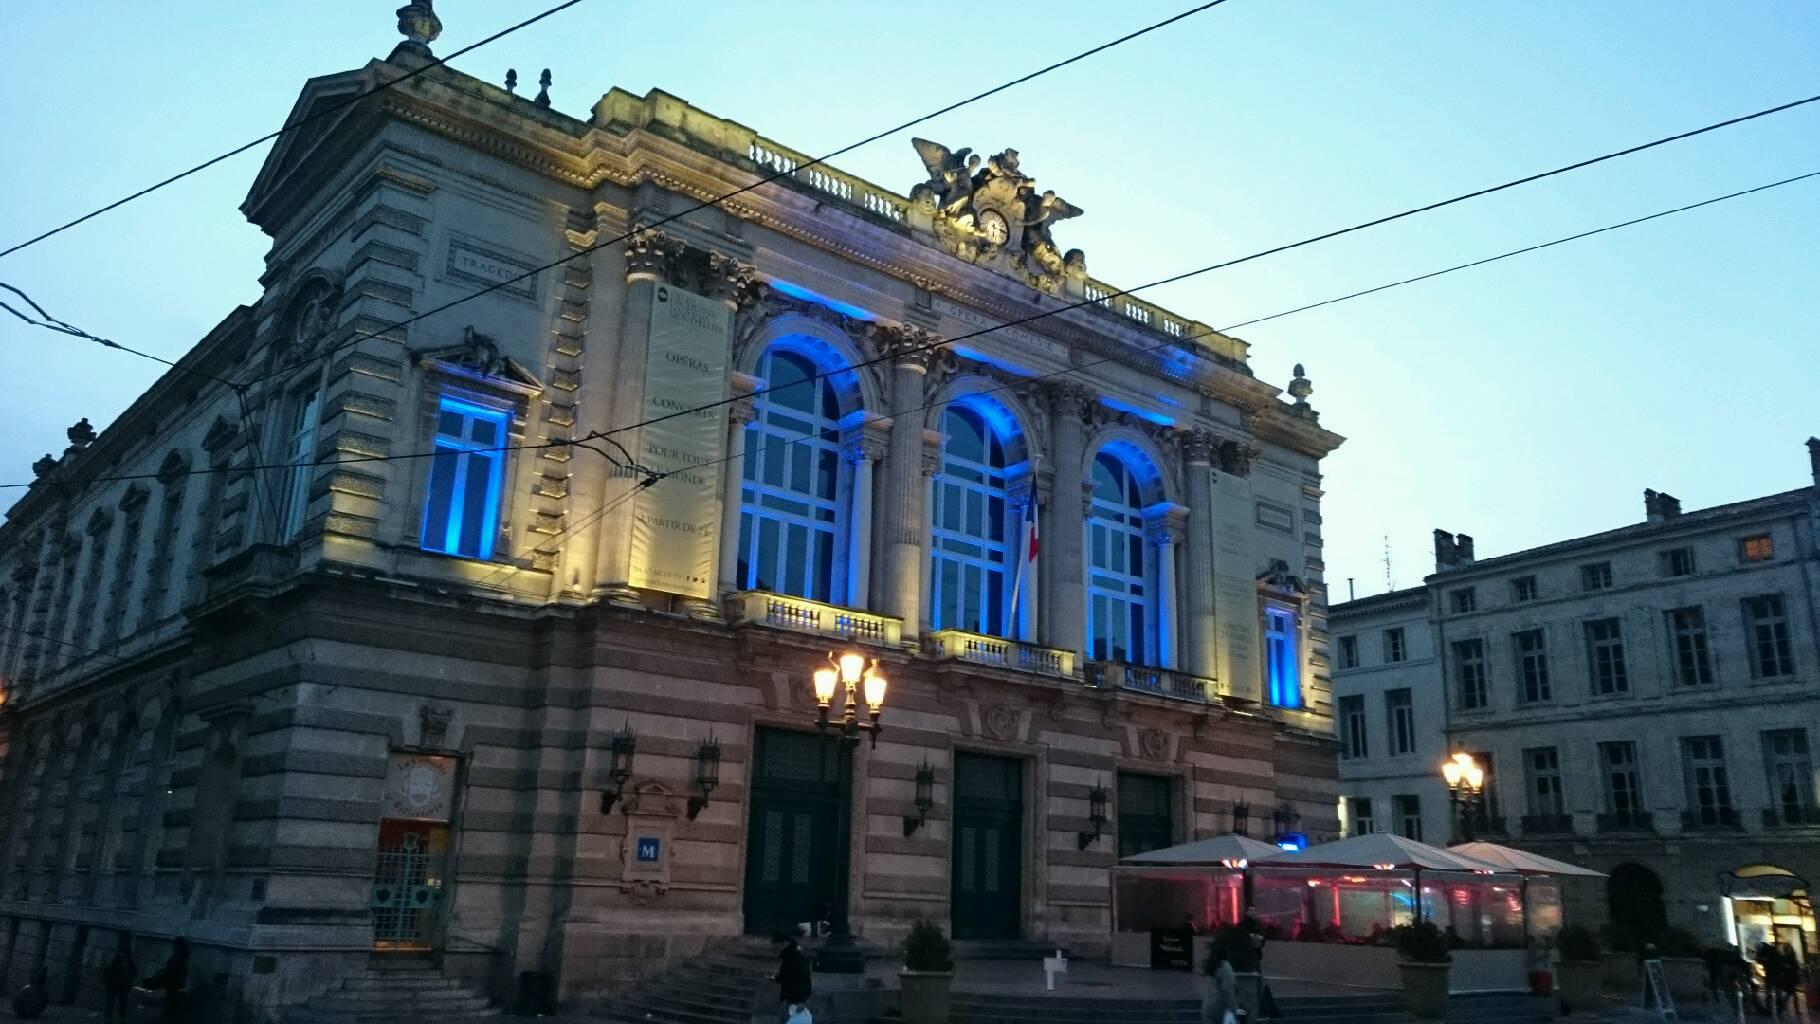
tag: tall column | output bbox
[844,430,883,608]
[717,389,756,597]
[1044,383,1092,660]
[596,229,683,603]
[1180,431,1219,679]
[872,326,939,640]
[1145,506,1187,671]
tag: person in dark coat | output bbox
[11,965,50,1019]
[141,937,190,1023]
[103,934,138,1023]
[774,932,813,1009]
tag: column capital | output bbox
[704,251,757,306]
[1177,428,1216,466]
[1144,503,1190,545]
[869,323,943,373]
[625,227,686,283]
[1044,380,1095,418]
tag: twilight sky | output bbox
[2,1,1816,596]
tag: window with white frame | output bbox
[737,346,846,603]
[1340,696,1367,760]
[278,387,321,541]
[1386,688,1415,756]
[1762,729,1815,823]
[1513,629,1551,703]
[1667,607,1713,686]
[1599,741,1644,822]
[1264,604,1301,708]
[1743,594,1794,678]
[1348,797,1376,835]
[1337,634,1359,669]
[1586,618,1629,695]
[1524,747,1565,818]
[1393,794,1422,841]
[930,406,1013,637]
[420,395,510,560]
[1681,735,1734,826]
[1383,627,1406,663]
[1087,450,1153,665]
[1453,638,1488,710]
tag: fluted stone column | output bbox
[1044,383,1092,660]
[717,387,756,597]
[844,430,884,608]
[873,326,939,639]
[1180,431,1219,679]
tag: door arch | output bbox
[1608,862,1667,947]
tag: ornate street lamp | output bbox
[599,723,638,814]
[902,762,935,837]
[1442,750,1486,842]
[807,649,889,974]
[813,650,887,748]
[686,737,721,821]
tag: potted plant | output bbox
[1393,921,1452,1019]
[899,920,954,1024]
[1555,925,1604,1017]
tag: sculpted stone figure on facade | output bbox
[908,138,1085,293]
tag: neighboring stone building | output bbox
[1332,442,1820,956]
[0,8,1344,1019]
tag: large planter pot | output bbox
[1557,959,1603,1017]
[1398,961,1451,1020]
[899,970,953,1024]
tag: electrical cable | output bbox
[2,166,1810,494]
[0,0,591,261]
[235,0,1242,390]
[1,283,241,390]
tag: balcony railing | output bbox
[927,629,1075,678]
[1762,805,1820,828]
[724,591,903,648]
[1681,808,1744,831]
[1520,814,1576,835]
[1596,811,1656,834]
[1086,661,1218,703]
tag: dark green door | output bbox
[952,752,1023,940]
[744,728,848,936]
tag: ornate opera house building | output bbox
[0,9,1343,1018]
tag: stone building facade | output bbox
[1332,443,1820,957]
[0,15,1343,1020]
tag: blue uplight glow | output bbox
[1099,395,1175,426]
[950,345,1038,378]
[768,279,876,323]
[1276,833,1308,852]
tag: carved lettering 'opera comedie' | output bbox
[0,8,1346,1020]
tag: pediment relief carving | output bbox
[414,326,544,395]
[907,139,1089,297]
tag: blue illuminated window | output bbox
[930,406,1012,636]
[1265,604,1302,708]
[278,388,321,541]
[1087,451,1152,664]
[737,346,845,602]
[420,396,509,559]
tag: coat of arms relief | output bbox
[906,138,1090,296]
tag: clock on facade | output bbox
[977,209,1009,246]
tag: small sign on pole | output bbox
[1642,959,1678,1022]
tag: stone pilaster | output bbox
[1179,430,1219,680]
[871,324,941,638]
[1044,382,1092,660]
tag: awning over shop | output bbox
[1266,832,1509,873]
[1120,833,1286,866]
[1721,864,1811,900]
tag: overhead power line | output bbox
[3,166,1810,494]
[0,0,590,262]
[0,283,240,389]
[238,0,1241,389]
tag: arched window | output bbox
[1087,450,1154,664]
[930,406,1013,636]
[737,346,846,603]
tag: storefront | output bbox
[1722,865,1815,966]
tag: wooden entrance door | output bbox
[744,728,849,935]
[951,752,1023,940]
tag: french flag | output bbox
[1009,499,1039,625]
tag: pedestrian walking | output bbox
[773,931,813,1018]
[104,933,138,1023]
[140,936,190,1023]
[1202,946,1239,1024]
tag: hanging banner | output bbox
[627,283,730,599]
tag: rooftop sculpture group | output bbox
[908,138,1087,295]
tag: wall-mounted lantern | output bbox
[599,723,637,814]
[1078,779,1109,850]
[687,737,721,820]
[902,762,935,837]
[1232,799,1251,837]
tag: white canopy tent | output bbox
[1267,832,1509,873]
[1449,841,1607,878]
[1120,833,1285,866]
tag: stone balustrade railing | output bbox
[1085,661,1221,704]
[927,629,1076,678]
[725,590,903,648]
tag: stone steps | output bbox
[282,964,500,1024]
[590,953,770,1024]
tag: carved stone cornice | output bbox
[1217,439,1259,478]
[734,280,870,349]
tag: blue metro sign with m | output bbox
[635,837,662,863]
